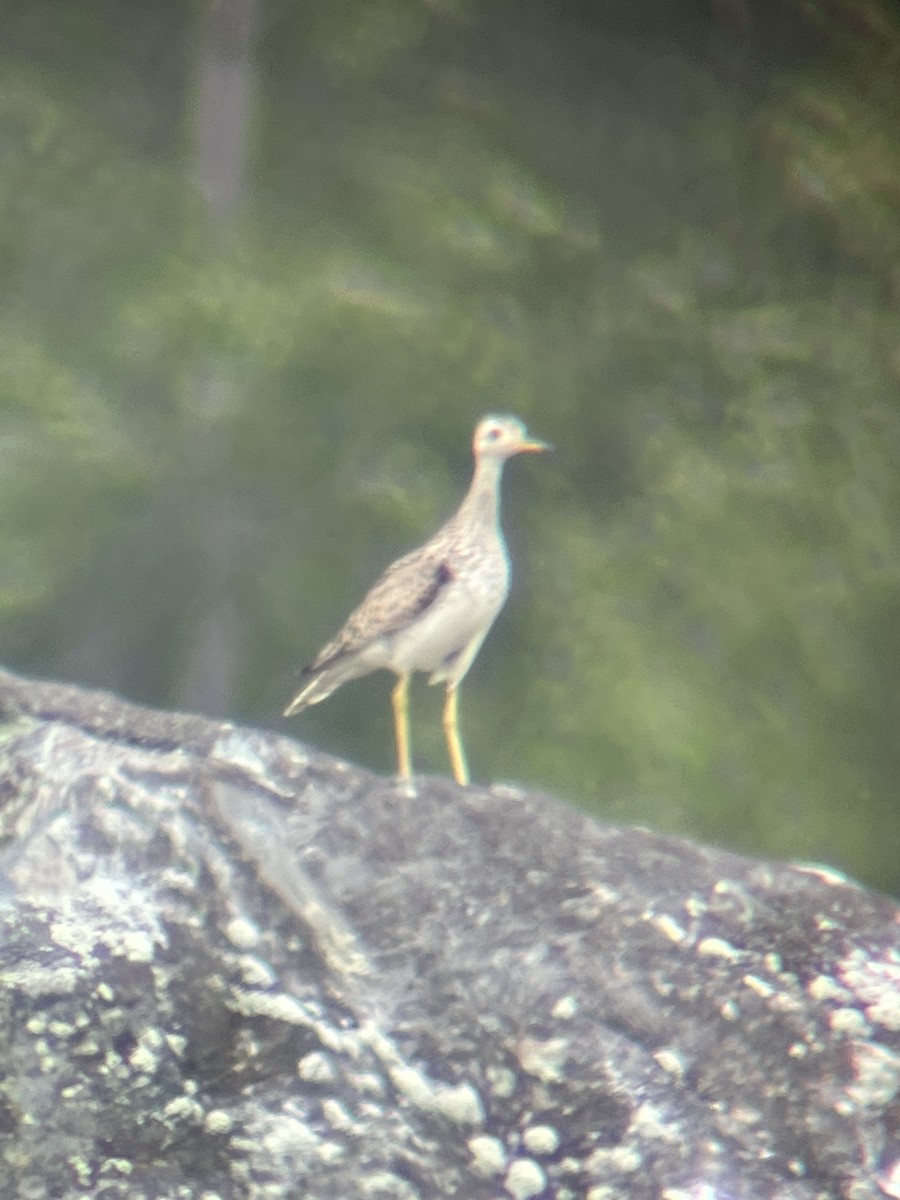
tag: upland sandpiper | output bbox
[283,414,550,785]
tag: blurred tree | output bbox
[178,0,259,715]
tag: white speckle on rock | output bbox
[358,1169,419,1197]
[431,1081,485,1125]
[807,973,846,1003]
[630,1101,682,1143]
[829,1007,869,1036]
[204,1109,233,1134]
[769,990,803,1015]
[877,1154,900,1198]
[297,1051,335,1084]
[490,783,527,801]
[504,1156,547,1199]
[551,994,578,1020]
[517,1035,569,1082]
[696,936,741,962]
[351,1070,385,1097]
[662,1186,721,1200]
[71,1036,100,1056]
[99,1157,133,1177]
[224,916,260,949]
[321,1098,353,1131]
[793,862,852,887]
[49,917,101,959]
[468,1134,508,1177]
[586,1144,642,1175]
[522,1124,560,1156]
[235,990,317,1027]
[867,989,900,1032]
[654,1048,685,1078]
[650,913,687,944]
[486,1065,517,1098]
[719,998,739,1021]
[846,1042,900,1108]
[388,1065,439,1107]
[613,1146,643,1172]
[142,1027,164,1049]
[389,1066,484,1125]
[210,730,268,775]
[239,956,277,988]
[118,929,156,962]
[166,1033,187,1056]
[260,1113,321,1156]
[163,1094,204,1122]
[316,1140,346,1166]
[839,958,900,1031]
[128,1042,158,1074]
[742,974,775,999]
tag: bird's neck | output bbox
[455,454,505,534]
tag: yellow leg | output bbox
[442,684,470,786]
[391,673,412,780]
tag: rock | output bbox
[0,665,897,1200]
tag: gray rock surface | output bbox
[0,665,898,1200]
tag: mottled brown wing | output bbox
[301,547,454,678]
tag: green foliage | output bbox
[1,0,899,894]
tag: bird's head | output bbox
[472,414,551,461]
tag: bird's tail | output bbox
[283,654,369,717]
[283,671,333,717]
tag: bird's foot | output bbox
[393,774,418,800]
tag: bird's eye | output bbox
[485,427,501,441]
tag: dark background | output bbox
[3,0,899,895]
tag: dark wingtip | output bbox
[283,662,318,717]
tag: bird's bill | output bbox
[517,437,552,454]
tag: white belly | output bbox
[386,578,507,682]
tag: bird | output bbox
[283,414,550,786]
